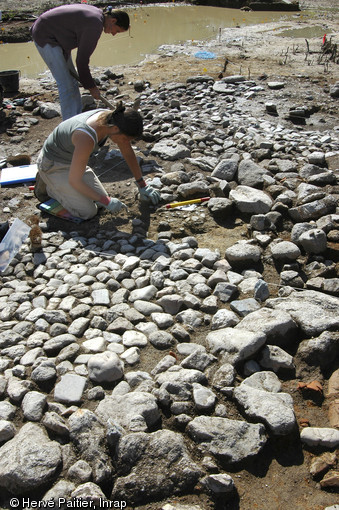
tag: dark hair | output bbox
[101,102,143,138]
[104,7,130,30]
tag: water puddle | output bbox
[277,25,331,39]
[0,5,292,78]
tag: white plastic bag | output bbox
[0,218,30,272]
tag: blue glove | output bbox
[105,198,128,214]
[139,185,161,205]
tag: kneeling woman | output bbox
[34,103,160,220]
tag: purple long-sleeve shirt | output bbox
[31,4,104,89]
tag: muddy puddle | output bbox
[277,25,332,38]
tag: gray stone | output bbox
[0,420,15,442]
[225,241,262,265]
[71,482,106,503]
[31,361,57,384]
[68,317,90,337]
[42,480,75,504]
[192,383,216,411]
[134,300,163,315]
[177,181,210,198]
[151,312,174,329]
[330,81,339,98]
[69,410,112,484]
[0,401,16,421]
[187,416,267,463]
[149,330,175,349]
[299,228,327,254]
[234,375,296,435]
[151,141,191,160]
[300,427,339,448]
[221,74,245,83]
[211,363,235,390]
[91,289,110,306]
[207,197,233,216]
[181,349,217,371]
[121,346,140,365]
[296,183,325,205]
[157,294,184,315]
[67,460,92,484]
[213,82,236,93]
[258,345,295,373]
[230,298,261,317]
[122,330,148,347]
[21,391,47,421]
[88,352,124,383]
[201,473,235,493]
[291,222,314,244]
[42,411,70,437]
[176,309,204,329]
[151,355,176,376]
[211,309,239,329]
[279,270,303,289]
[155,366,206,387]
[212,159,238,181]
[112,430,202,505]
[254,279,270,301]
[237,159,266,188]
[39,102,61,118]
[270,241,301,261]
[82,337,106,353]
[236,307,297,347]
[213,282,237,302]
[194,248,220,267]
[54,373,87,404]
[268,81,285,89]
[43,334,78,355]
[0,422,62,493]
[299,164,336,185]
[7,377,33,402]
[96,391,160,432]
[206,327,266,365]
[20,347,45,366]
[129,285,158,303]
[207,269,228,288]
[266,290,339,336]
[230,186,273,214]
[241,371,282,393]
[289,196,337,222]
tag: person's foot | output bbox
[34,172,50,202]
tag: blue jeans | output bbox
[34,42,82,120]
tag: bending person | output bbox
[34,103,161,220]
[31,4,129,120]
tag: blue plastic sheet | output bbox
[194,51,216,60]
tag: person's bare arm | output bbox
[115,137,144,182]
[116,135,161,205]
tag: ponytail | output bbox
[104,102,143,138]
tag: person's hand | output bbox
[139,186,161,205]
[105,198,128,214]
[88,86,101,100]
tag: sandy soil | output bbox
[0,2,339,510]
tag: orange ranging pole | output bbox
[165,197,210,209]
